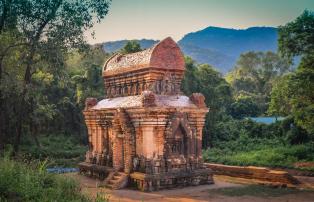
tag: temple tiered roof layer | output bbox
[92,95,197,109]
[80,37,213,191]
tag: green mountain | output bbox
[178,26,277,73]
[102,26,278,73]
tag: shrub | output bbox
[204,117,314,169]
[228,97,259,119]
[0,156,89,201]
[20,134,87,167]
[203,143,314,168]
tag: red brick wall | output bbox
[150,37,185,70]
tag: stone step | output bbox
[104,172,128,190]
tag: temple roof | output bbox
[103,37,185,76]
[91,95,197,110]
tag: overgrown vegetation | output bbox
[0,1,111,199]
[0,154,89,201]
[0,0,111,152]
[199,10,314,170]
[203,118,314,169]
[19,135,87,167]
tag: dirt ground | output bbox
[68,173,314,202]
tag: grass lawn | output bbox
[203,142,314,171]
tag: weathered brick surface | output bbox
[102,38,184,98]
[79,37,213,191]
[150,37,185,70]
[205,163,300,185]
[85,97,97,110]
[190,93,206,108]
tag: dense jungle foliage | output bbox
[0,1,313,199]
[0,0,112,201]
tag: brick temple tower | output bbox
[79,37,213,191]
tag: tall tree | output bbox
[270,10,314,135]
[227,51,290,114]
[181,58,232,147]
[181,57,199,95]
[278,10,314,63]
[0,0,111,152]
[268,74,292,116]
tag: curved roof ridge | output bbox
[103,37,184,76]
[103,52,120,72]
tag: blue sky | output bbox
[86,0,314,44]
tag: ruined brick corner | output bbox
[85,97,97,110]
[190,93,206,108]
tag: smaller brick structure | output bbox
[79,37,213,191]
[205,163,300,185]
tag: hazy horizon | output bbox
[91,25,277,43]
[85,0,314,44]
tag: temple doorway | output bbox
[173,124,188,157]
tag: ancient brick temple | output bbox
[79,37,213,191]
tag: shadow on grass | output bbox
[208,185,313,197]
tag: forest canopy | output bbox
[0,0,111,152]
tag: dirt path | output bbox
[67,173,314,202]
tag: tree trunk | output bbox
[12,0,62,154]
[32,124,41,148]
[13,47,35,154]
[0,65,3,151]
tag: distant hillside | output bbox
[101,26,278,74]
[102,39,158,53]
[178,26,278,73]
[179,43,235,73]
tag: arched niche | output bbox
[165,112,192,158]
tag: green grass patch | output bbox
[203,142,314,169]
[208,185,311,197]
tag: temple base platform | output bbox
[130,168,214,192]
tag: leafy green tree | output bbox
[181,58,233,147]
[288,67,314,135]
[228,96,259,119]
[278,10,314,62]
[121,40,142,54]
[181,57,200,95]
[197,64,233,147]
[227,51,290,114]
[67,44,109,104]
[197,64,232,109]
[0,0,111,152]
[271,10,314,135]
[268,74,292,116]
